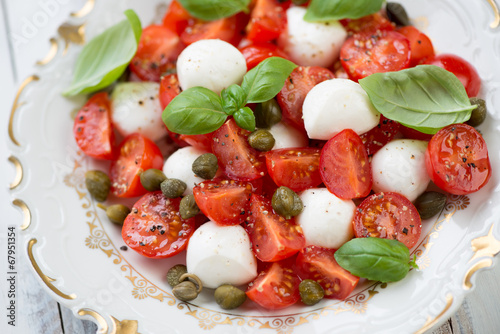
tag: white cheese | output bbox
[162,146,208,195]
[268,122,308,149]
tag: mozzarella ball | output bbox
[297,188,356,249]
[278,7,347,67]
[176,39,247,94]
[187,221,257,289]
[372,140,431,202]
[302,79,380,140]
[162,146,208,195]
[268,122,308,149]
[111,82,167,142]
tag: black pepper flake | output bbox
[471,163,476,168]
[77,127,82,132]
[410,225,414,228]
[240,211,245,215]
[139,241,146,246]
[79,116,84,121]
[402,227,408,235]
[462,157,467,163]
[225,134,229,137]
[157,225,163,229]
[120,246,128,251]
[133,208,138,214]
[150,226,156,232]
[160,230,165,235]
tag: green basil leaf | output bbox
[359,65,475,134]
[233,107,256,132]
[221,84,247,115]
[304,0,384,22]
[162,87,227,135]
[177,0,250,21]
[63,10,142,96]
[241,57,297,104]
[334,238,412,282]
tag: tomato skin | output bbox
[425,124,491,195]
[397,26,435,67]
[425,54,481,97]
[159,74,181,110]
[320,129,372,199]
[239,42,290,70]
[73,92,115,160]
[122,191,195,258]
[296,246,359,300]
[246,0,288,43]
[162,0,192,35]
[110,133,164,198]
[265,147,322,192]
[360,116,400,156]
[340,12,395,35]
[179,132,214,152]
[181,13,248,47]
[353,192,422,249]
[399,125,433,141]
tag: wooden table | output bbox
[1,0,499,333]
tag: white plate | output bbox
[8,0,500,333]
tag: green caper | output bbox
[248,129,275,152]
[214,284,247,310]
[414,191,447,220]
[386,2,410,26]
[272,186,303,218]
[166,264,188,287]
[105,204,131,225]
[172,281,199,301]
[85,170,111,202]
[161,178,187,199]
[179,194,200,219]
[192,153,218,180]
[467,98,487,127]
[299,279,325,306]
[254,99,282,129]
[140,169,167,192]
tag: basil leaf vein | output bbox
[304,0,384,22]
[221,84,247,115]
[233,107,256,132]
[177,0,250,21]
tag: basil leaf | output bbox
[221,84,246,115]
[63,10,142,96]
[162,87,227,135]
[334,238,413,282]
[304,0,384,22]
[177,0,250,21]
[233,107,256,132]
[241,57,297,104]
[359,65,475,134]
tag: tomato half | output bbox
[162,0,192,35]
[246,0,288,43]
[296,246,359,300]
[193,179,253,226]
[400,125,433,141]
[320,129,372,199]
[122,191,195,258]
[246,194,306,262]
[246,257,301,309]
[181,13,248,47]
[397,26,435,67]
[110,133,164,198]
[353,192,422,249]
[265,147,322,192]
[360,116,400,156]
[425,124,491,195]
[159,74,181,110]
[73,92,115,160]
[340,12,395,35]
[239,42,290,70]
[178,132,214,152]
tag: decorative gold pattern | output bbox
[486,0,500,28]
[71,0,96,18]
[415,294,454,334]
[469,224,500,262]
[36,38,59,66]
[8,156,23,190]
[28,239,77,300]
[463,258,494,290]
[110,317,140,334]
[58,23,86,55]
[8,75,39,146]
[78,309,108,334]
[12,199,31,230]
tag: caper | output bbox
[85,170,111,202]
[192,153,218,180]
[140,168,167,192]
[161,178,187,198]
[272,186,303,218]
[254,99,282,129]
[299,279,324,306]
[214,284,247,310]
[166,264,188,287]
[105,204,130,225]
[414,191,447,220]
[172,281,199,301]
[248,129,275,152]
[386,2,410,26]
[179,194,200,219]
[467,98,487,127]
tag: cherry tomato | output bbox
[246,194,306,262]
[246,0,288,43]
[246,257,301,309]
[162,0,192,35]
[239,42,290,70]
[340,12,394,35]
[400,125,433,141]
[320,129,372,199]
[340,30,411,82]
[425,124,491,195]
[178,132,214,152]
[110,133,164,198]
[122,191,195,258]
[129,25,183,82]
[159,73,181,110]
[397,26,435,67]
[296,246,359,300]
[360,116,400,156]
[73,92,115,160]
[193,179,253,226]
[277,66,335,131]
[425,54,481,97]
[265,147,322,192]
[353,192,422,249]
[212,118,266,181]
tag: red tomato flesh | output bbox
[340,12,395,35]
[159,73,181,110]
[181,13,248,47]
[162,0,192,35]
[360,116,400,156]
[239,42,290,70]
[246,0,288,43]
[397,26,435,67]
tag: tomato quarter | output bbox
[162,0,192,35]
[397,26,435,67]
[239,42,290,70]
[159,73,181,109]
[340,12,395,35]
[246,0,288,43]
[360,116,400,156]
[181,13,248,47]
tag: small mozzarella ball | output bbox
[372,140,431,202]
[278,7,347,67]
[163,146,208,195]
[268,122,308,149]
[176,39,247,94]
[297,188,356,249]
[111,82,167,142]
[302,79,380,140]
[187,221,257,289]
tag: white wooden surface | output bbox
[1,0,499,333]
